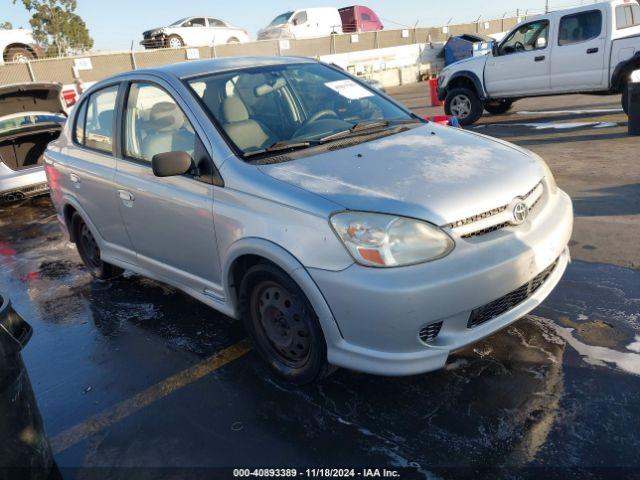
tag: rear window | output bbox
[616,3,640,29]
[74,85,119,154]
[558,10,603,45]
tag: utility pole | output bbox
[545,0,550,13]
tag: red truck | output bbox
[339,5,384,33]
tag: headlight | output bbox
[330,212,454,268]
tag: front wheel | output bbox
[484,99,513,115]
[5,47,34,63]
[622,83,629,115]
[444,88,483,126]
[239,263,333,385]
[167,35,184,48]
[72,213,123,280]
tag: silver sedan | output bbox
[44,57,573,384]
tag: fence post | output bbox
[330,34,336,55]
[130,50,137,70]
[26,61,36,81]
[374,30,379,49]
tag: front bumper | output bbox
[0,162,48,202]
[309,189,573,376]
[140,36,167,49]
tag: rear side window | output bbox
[558,10,603,45]
[616,4,640,29]
[75,85,119,154]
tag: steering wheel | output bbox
[303,109,338,125]
[515,41,526,52]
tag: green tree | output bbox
[12,0,93,57]
[1,21,14,29]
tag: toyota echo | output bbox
[44,57,573,384]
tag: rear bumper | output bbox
[309,189,573,376]
[0,162,48,201]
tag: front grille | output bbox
[419,321,443,343]
[446,181,544,238]
[467,258,559,328]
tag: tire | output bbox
[444,87,483,126]
[622,83,629,115]
[226,37,240,44]
[484,100,513,115]
[71,213,123,280]
[167,35,184,48]
[5,47,34,63]
[239,262,333,385]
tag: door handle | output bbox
[118,190,135,202]
[534,55,546,62]
[587,48,599,54]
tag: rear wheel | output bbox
[227,37,240,44]
[484,99,513,115]
[5,47,34,63]
[622,83,629,115]
[239,263,333,385]
[444,87,483,126]
[167,35,183,48]
[72,213,123,280]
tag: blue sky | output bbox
[4,0,550,51]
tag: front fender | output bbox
[611,52,640,92]
[222,237,344,345]
[438,70,487,101]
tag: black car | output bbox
[0,292,53,480]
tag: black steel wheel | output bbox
[239,262,333,384]
[484,99,514,115]
[71,212,123,280]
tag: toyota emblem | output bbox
[512,202,529,224]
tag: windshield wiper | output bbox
[318,118,423,144]
[243,140,315,159]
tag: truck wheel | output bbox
[71,213,123,280]
[167,35,183,48]
[5,47,34,63]
[227,37,240,44]
[445,88,483,126]
[239,262,334,385]
[484,100,513,115]
[622,83,629,115]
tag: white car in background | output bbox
[1,28,44,65]
[141,17,250,49]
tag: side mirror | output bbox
[492,43,499,57]
[536,37,547,49]
[152,151,193,177]
[292,18,299,26]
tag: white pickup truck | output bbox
[437,0,640,125]
[0,28,43,65]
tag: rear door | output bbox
[207,18,228,45]
[550,8,607,91]
[114,80,223,296]
[485,19,552,96]
[65,84,135,264]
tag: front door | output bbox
[550,8,607,91]
[114,81,223,298]
[179,17,208,46]
[485,19,552,97]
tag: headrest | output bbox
[149,102,184,132]
[223,96,249,123]
[98,110,113,133]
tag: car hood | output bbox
[259,124,545,226]
[0,83,64,120]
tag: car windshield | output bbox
[0,114,65,135]
[268,12,293,27]
[170,17,189,26]
[188,63,415,158]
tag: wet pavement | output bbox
[1,191,639,478]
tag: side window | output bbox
[616,4,640,29]
[83,85,119,154]
[500,20,549,55]
[73,98,88,145]
[292,11,308,25]
[361,13,371,21]
[208,18,226,27]
[190,17,206,27]
[124,83,197,163]
[558,10,602,46]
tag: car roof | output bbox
[128,56,317,81]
